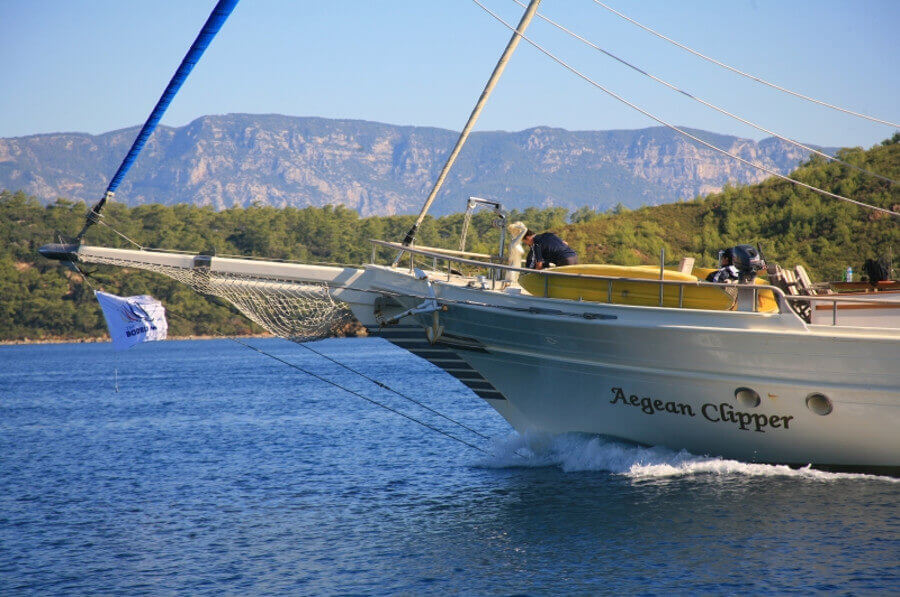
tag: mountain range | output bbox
[0,113,833,216]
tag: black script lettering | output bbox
[610,387,627,405]
[701,402,792,433]
[609,387,695,419]
[702,403,720,422]
[752,414,768,432]
[719,402,737,423]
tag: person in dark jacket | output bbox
[523,229,578,270]
[705,248,740,283]
[706,245,766,283]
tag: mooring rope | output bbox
[591,0,900,129]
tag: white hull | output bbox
[349,265,899,470]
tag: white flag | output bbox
[95,291,168,351]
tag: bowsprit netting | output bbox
[78,252,354,342]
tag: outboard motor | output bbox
[731,244,766,283]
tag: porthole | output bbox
[806,393,833,416]
[734,387,761,408]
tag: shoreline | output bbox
[0,333,275,346]
[0,325,367,346]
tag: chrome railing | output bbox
[371,240,791,314]
[371,240,899,324]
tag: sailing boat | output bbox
[39,0,899,472]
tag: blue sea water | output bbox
[1,338,897,595]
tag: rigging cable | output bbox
[229,337,490,455]
[591,0,900,129]
[72,263,494,456]
[292,341,492,441]
[96,217,145,250]
[471,0,899,218]
[510,0,896,185]
[178,290,495,446]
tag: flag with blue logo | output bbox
[95,291,168,350]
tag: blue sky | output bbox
[1,0,897,148]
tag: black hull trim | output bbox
[367,326,508,401]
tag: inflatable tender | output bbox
[519,264,777,312]
[692,267,778,312]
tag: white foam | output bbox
[480,432,898,483]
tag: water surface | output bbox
[1,339,897,594]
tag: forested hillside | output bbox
[1,136,896,342]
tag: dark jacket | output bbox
[526,233,577,268]
[705,265,740,283]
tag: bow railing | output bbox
[370,239,899,324]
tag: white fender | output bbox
[506,221,527,283]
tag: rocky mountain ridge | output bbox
[0,114,830,216]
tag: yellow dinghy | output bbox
[519,264,734,310]
[519,264,778,312]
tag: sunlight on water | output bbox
[482,432,899,483]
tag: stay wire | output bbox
[69,251,528,452]
[292,341,493,441]
[510,0,897,185]
[64,251,490,453]
[228,336,490,455]
[471,0,900,218]
[189,291,492,442]
[96,216,144,250]
[158,297,493,455]
[59,234,97,293]
[591,0,900,129]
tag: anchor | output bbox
[382,269,446,344]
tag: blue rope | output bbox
[105,0,239,195]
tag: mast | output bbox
[75,0,240,242]
[396,0,542,256]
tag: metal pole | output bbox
[394,0,543,260]
[659,247,665,306]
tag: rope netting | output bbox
[78,252,354,342]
